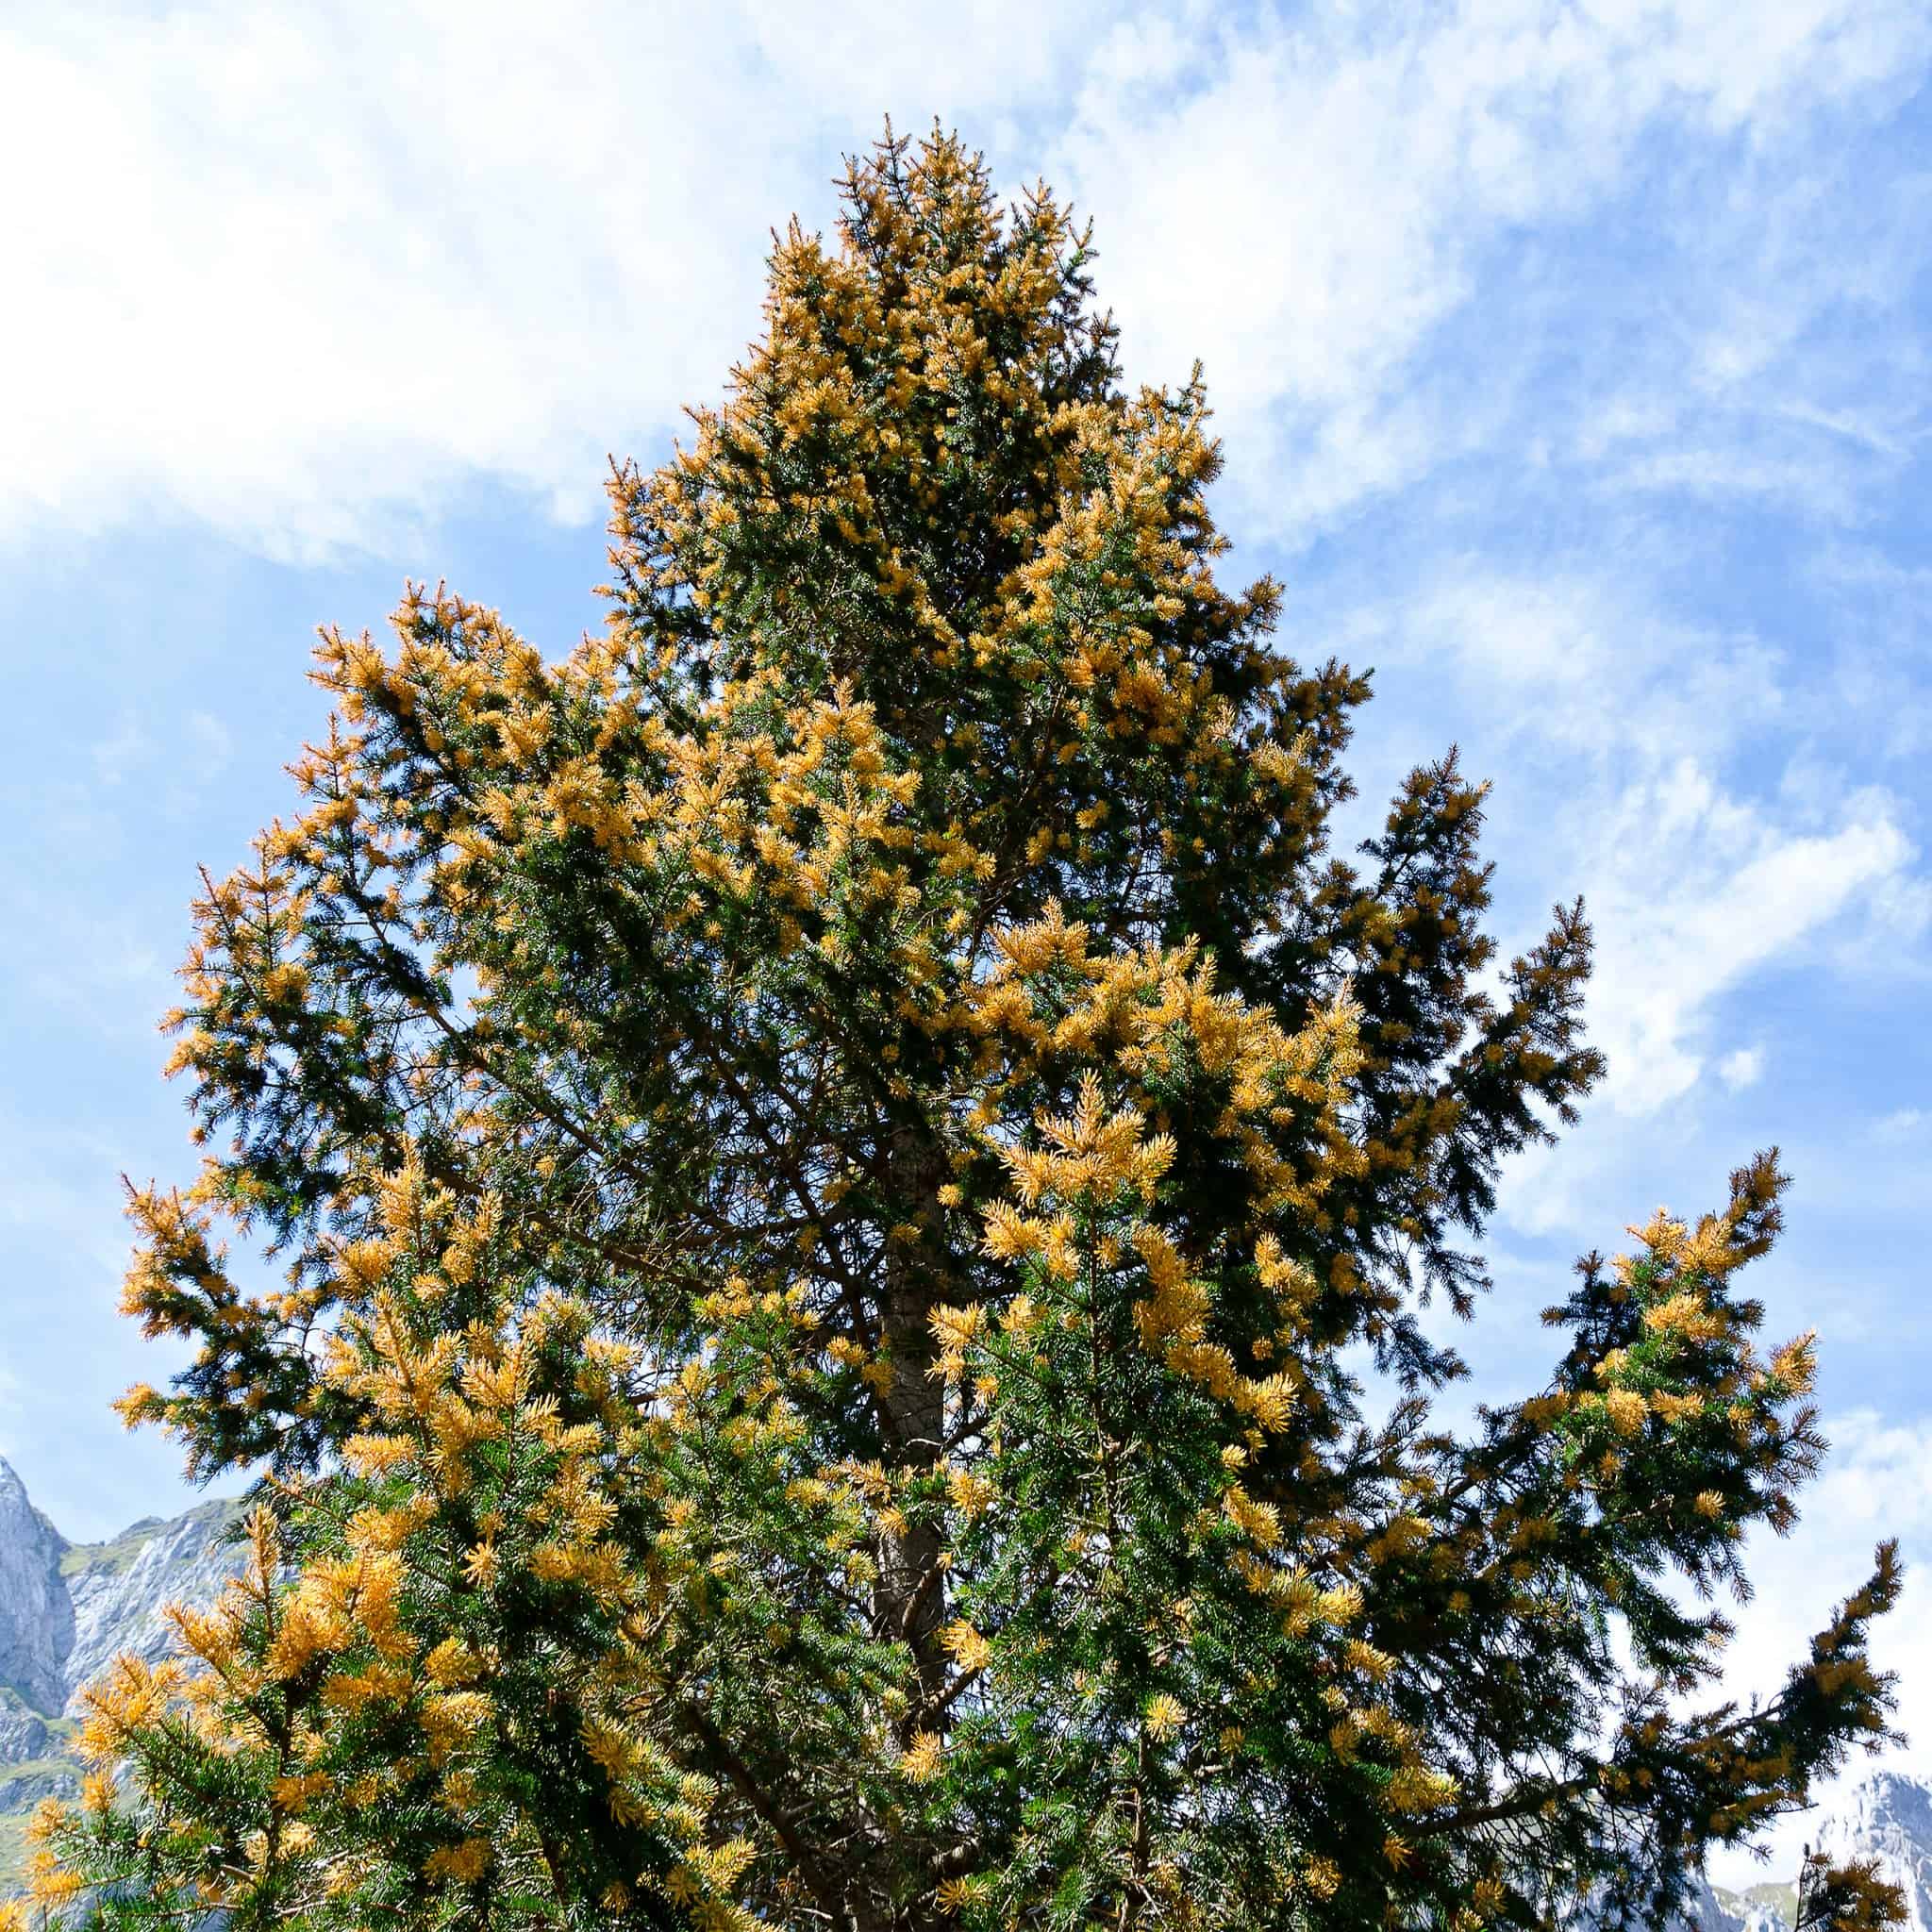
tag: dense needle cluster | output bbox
[18,129,1902,1932]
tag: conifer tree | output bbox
[21,128,1902,1932]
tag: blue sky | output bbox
[2,0,1928,1881]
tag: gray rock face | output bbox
[61,1496,250,1716]
[1586,1771,1932,1931]
[1678,1871,1750,1932]
[1814,1772,1932,1932]
[0,1461,249,1905]
[0,1458,250,1726]
[0,1691,48,1766]
[0,1765,75,1811]
[0,1461,72,1714]
[1569,1865,1752,1931]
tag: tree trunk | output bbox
[874,1120,952,1717]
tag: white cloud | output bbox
[1706,1410,1932,1889]
[1048,0,1932,543]
[1719,1045,1766,1091]
[1607,446,1865,523]
[1323,566,1921,1127]
[3,0,1927,558]
[0,0,1111,559]
[1583,778,1908,1112]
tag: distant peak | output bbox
[1842,1768,1932,1818]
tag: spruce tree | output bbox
[21,128,1902,1932]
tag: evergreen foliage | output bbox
[17,129,1901,1932]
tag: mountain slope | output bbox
[59,1493,250,1715]
[0,1462,72,1717]
[1814,1774,1932,1932]
[0,1456,248,1890]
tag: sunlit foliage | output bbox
[19,128,1900,1932]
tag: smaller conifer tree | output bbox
[16,128,1901,1932]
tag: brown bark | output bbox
[874,1120,953,1719]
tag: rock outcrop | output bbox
[0,1691,47,1768]
[1561,1771,1932,1931]
[0,1455,248,1723]
[0,1458,254,1892]
[61,1495,250,1714]
[0,1461,72,1716]
[1812,1772,1932,1932]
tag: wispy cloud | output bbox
[0,0,1112,558]
[4,0,1926,558]
[1306,564,1921,1121]
[1719,1045,1766,1091]
[1048,0,1932,543]
[1584,776,1908,1111]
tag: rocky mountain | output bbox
[0,1455,1924,1921]
[1654,1773,1932,1930]
[59,1494,253,1709]
[0,1462,246,1738]
[0,1456,247,1882]
[1811,1774,1932,1931]
[0,1461,74,1718]
[1520,1788,1932,1932]
[1687,1873,1791,1932]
